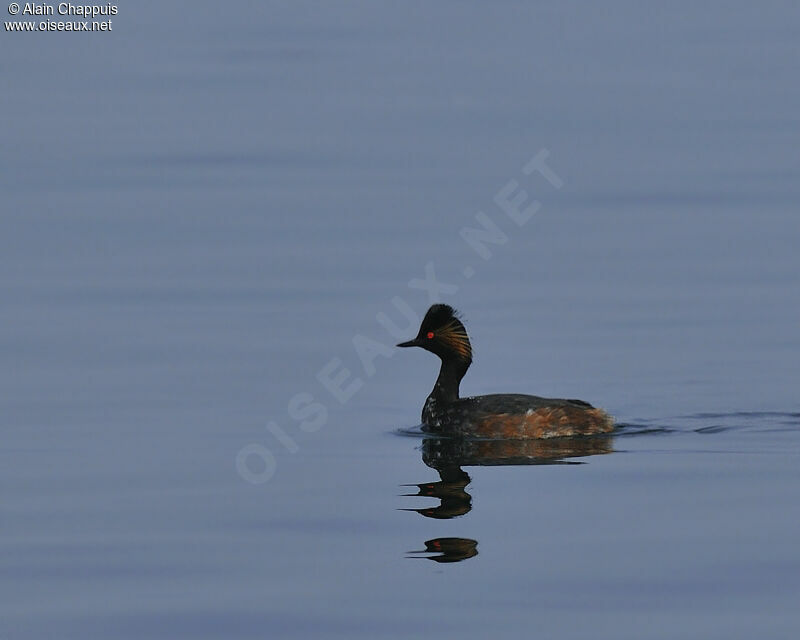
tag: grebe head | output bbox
[397,304,472,365]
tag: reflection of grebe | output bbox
[405,435,614,521]
[421,433,614,469]
[402,466,471,519]
[398,305,613,438]
[402,436,615,563]
[407,538,478,563]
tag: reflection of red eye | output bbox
[426,332,434,339]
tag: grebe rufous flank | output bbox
[397,304,613,439]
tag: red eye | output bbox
[426,332,434,339]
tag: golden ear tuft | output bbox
[438,318,472,361]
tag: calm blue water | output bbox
[2,2,799,638]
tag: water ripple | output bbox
[396,411,800,440]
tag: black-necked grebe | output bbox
[397,304,613,439]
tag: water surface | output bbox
[2,2,799,638]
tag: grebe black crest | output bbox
[397,304,613,439]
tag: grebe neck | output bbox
[423,357,470,422]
